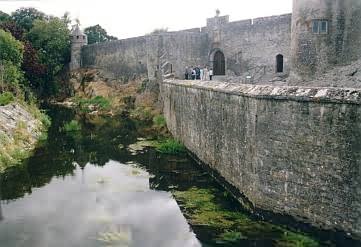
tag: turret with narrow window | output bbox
[70,24,88,71]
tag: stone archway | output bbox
[213,50,225,75]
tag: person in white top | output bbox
[200,68,204,80]
[203,67,209,80]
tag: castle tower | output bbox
[70,24,88,71]
[290,0,361,81]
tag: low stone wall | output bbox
[161,79,361,238]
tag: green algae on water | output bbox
[173,187,320,247]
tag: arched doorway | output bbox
[276,54,284,73]
[213,50,226,75]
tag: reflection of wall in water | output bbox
[0,179,3,221]
[0,201,3,221]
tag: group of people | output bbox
[184,66,213,81]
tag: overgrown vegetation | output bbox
[156,138,186,154]
[64,120,81,132]
[153,115,166,128]
[0,105,50,172]
[0,7,71,98]
[84,24,117,45]
[0,91,15,105]
[74,96,112,113]
[173,187,320,247]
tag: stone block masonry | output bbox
[161,79,361,238]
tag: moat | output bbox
[0,106,358,247]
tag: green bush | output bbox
[0,92,15,105]
[64,120,81,132]
[153,115,166,128]
[156,139,186,154]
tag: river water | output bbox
[0,106,357,247]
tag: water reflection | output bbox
[0,161,201,247]
[0,182,3,222]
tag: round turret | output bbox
[290,0,361,81]
[70,24,88,70]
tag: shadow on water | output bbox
[0,105,359,247]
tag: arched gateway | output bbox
[211,50,226,76]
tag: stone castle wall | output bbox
[80,14,292,82]
[161,79,361,238]
[209,14,292,80]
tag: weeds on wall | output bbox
[0,102,51,173]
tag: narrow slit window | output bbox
[276,54,284,73]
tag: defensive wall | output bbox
[161,79,361,238]
[81,13,292,82]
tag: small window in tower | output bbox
[312,20,319,33]
[312,20,329,34]
[76,35,79,39]
[320,20,328,34]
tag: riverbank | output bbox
[0,102,50,172]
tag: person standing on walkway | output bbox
[184,67,189,80]
[200,67,204,81]
[191,68,196,80]
[203,67,208,80]
[209,68,213,80]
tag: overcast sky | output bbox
[1,0,292,39]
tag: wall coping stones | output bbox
[163,79,361,105]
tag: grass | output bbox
[64,120,82,132]
[153,115,166,128]
[0,92,15,106]
[75,96,112,113]
[156,138,186,154]
[221,231,247,242]
[0,122,32,172]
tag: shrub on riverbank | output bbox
[156,138,186,154]
[74,96,112,113]
[0,92,15,106]
[64,120,81,132]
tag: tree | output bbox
[11,7,46,32]
[21,41,46,89]
[0,29,24,66]
[84,24,117,45]
[0,20,25,40]
[149,28,168,35]
[61,12,72,28]
[27,18,70,95]
[0,30,24,91]
[0,11,10,24]
[28,18,70,76]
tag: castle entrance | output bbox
[213,51,225,75]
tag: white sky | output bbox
[1,0,292,39]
